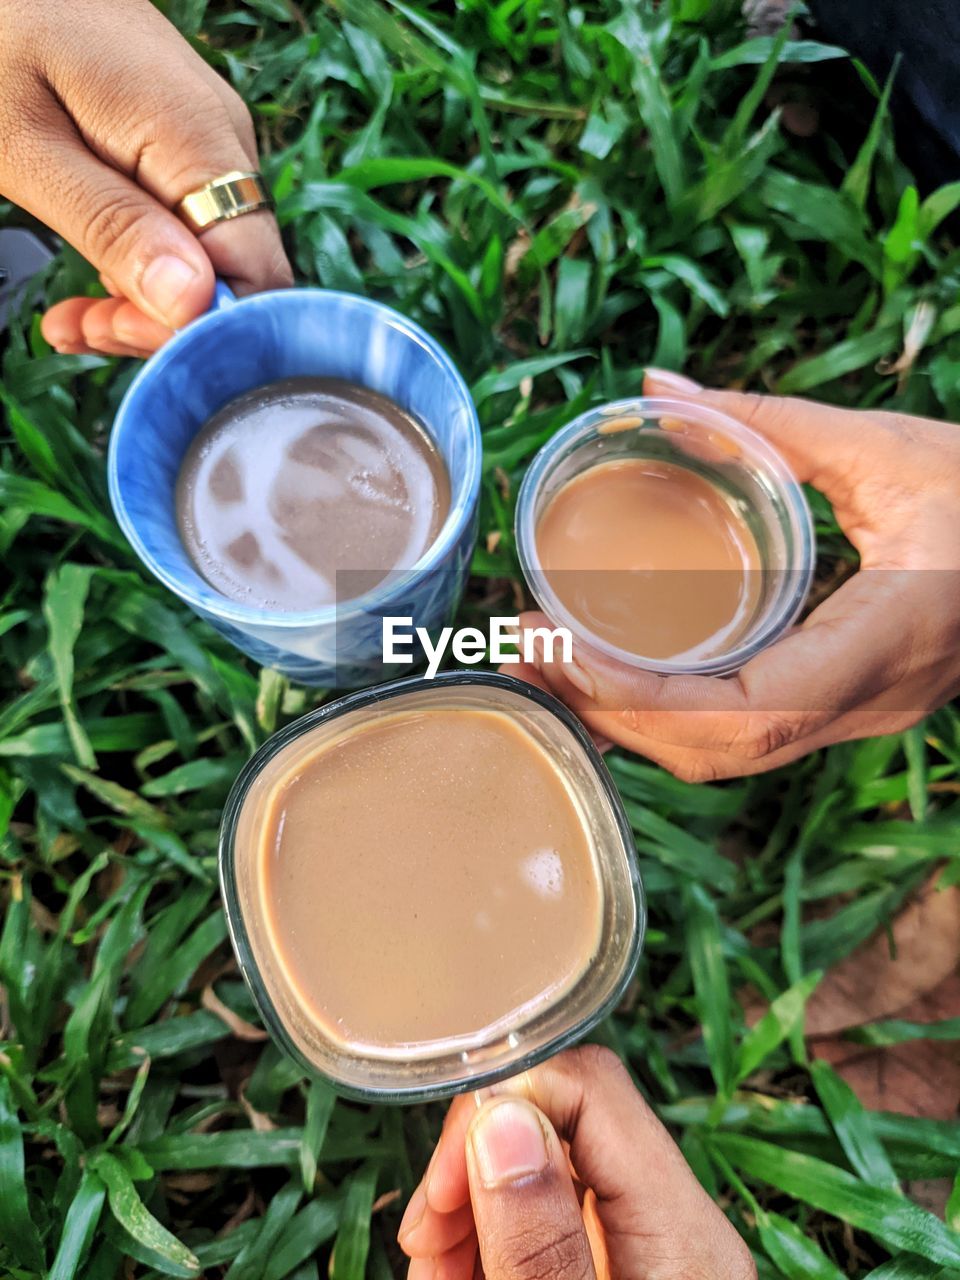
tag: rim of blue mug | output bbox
[107,288,482,628]
[515,396,816,677]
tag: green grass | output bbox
[3,1,960,1276]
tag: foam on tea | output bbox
[252,704,603,1050]
[176,377,450,611]
[536,458,762,660]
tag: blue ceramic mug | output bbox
[108,285,482,687]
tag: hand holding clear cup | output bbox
[397,1046,756,1280]
[509,370,960,781]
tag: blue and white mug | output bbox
[108,285,481,686]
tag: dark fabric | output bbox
[807,0,960,187]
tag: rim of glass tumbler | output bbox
[218,670,646,1103]
[515,397,816,677]
[107,288,482,629]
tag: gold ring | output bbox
[176,171,273,235]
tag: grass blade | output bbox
[609,8,685,204]
[42,563,95,768]
[265,1195,343,1280]
[330,1163,379,1280]
[0,1074,44,1270]
[301,1080,337,1192]
[735,972,822,1083]
[226,1181,302,1280]
[755,1208,847,1280]
[810,1060,901,1193]
[843,61,897,210]
[48,1168,107,1280]
[138,1129,306,1170]
[713,1133,960,1266]
[844,1017,960,1047]
[92,1151,199,1277]
[683,882,735,1100]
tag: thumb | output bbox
[642,366,875,492]
[466,1097,597,1280]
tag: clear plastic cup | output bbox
[515,397,815,678]
[219,671,644,1102]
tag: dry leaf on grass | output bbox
[164,1171,220,1201]
[807,873,960,1125]
[239,1082,277,1132]
[805,873,960,1036]
[371,1189,402,1214]
[202,983,268,1041]
[811,971,960,1121]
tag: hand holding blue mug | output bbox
[0,0,292,357]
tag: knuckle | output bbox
[721,392,791,434]
[223,86,257,151]
[568,1043,629,1088]
[671,755,723,783]
[618,706,647,735]
[138,91,247,196]
[728,713,799,760]
[80,192,155,266]
[495,1224,593,1280]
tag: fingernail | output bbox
[140,255,200,326]
[561,657,596,700]
[473,1082,509,1109]
[470,1099,548,1188]
[398,1183,427,1244]
[645,367,702,394]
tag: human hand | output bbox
[397,1045,755,1280]
[0,0,292,357]
[508,369,960,781]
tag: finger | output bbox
[7,108,215,331]
[466,1097,596,1280]
[106,299,175,351]
[46,3,293,305]
[116,80,292,299]
[436,1230,481,1280]
[199,213,294,298]
[530,570,927,761]
[42,297,171,357]
[77,296,170,354]
[642,368,890,496]
[424,1095,476,1214]
[520,632,934,782]
[400,1199,475,1259]
[479,1047,754,1279]
[9,86,290,336]
[397,1094,477,1264]
[496,660,615,752]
